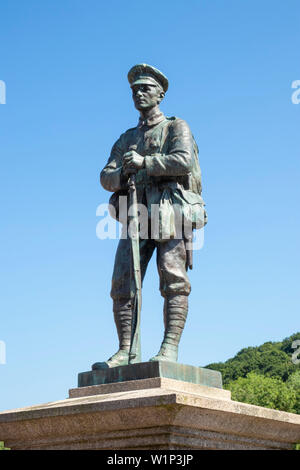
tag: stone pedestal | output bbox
[78,361,223,389]
[0,363,299,449]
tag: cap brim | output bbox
[130,77,161,88]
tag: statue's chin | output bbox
[134,103,149,111]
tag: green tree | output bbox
[206,332,300,385]
[287,370,300,414]
[281,332,300,356]
[226,372,297,412]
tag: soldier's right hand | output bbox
[123,150,145,175]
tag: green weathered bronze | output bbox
[127,156,142,365]
[92,64,207,371]
[79,362,222,389]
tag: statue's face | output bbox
[131,83,164,111]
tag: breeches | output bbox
[110,237,191,301]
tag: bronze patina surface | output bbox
[79,362,222,389]
[93,64,207,370]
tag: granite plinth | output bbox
[0,378,299,450]
[70,377,231,400]
[78,361,222,389]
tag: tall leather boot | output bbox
[149,295,188,362]
[92,299,132,369]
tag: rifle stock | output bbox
[128,164,142,363]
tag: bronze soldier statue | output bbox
[94,64,207,369]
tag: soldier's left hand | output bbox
[123,150,145,175]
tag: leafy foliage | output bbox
[226,372,297,413]
[287,370,300,414]
[206,333,300,413]
[206,332,300,384]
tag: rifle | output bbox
[185,232,193,271]
[127,146,142,364]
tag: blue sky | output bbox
[0,0,299,411]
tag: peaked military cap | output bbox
[128,63,169,92]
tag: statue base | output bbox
[77,361,223,389]
[1,371,299,449]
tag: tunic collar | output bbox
[138,111,165,128]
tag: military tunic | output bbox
[100,111,205,301]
